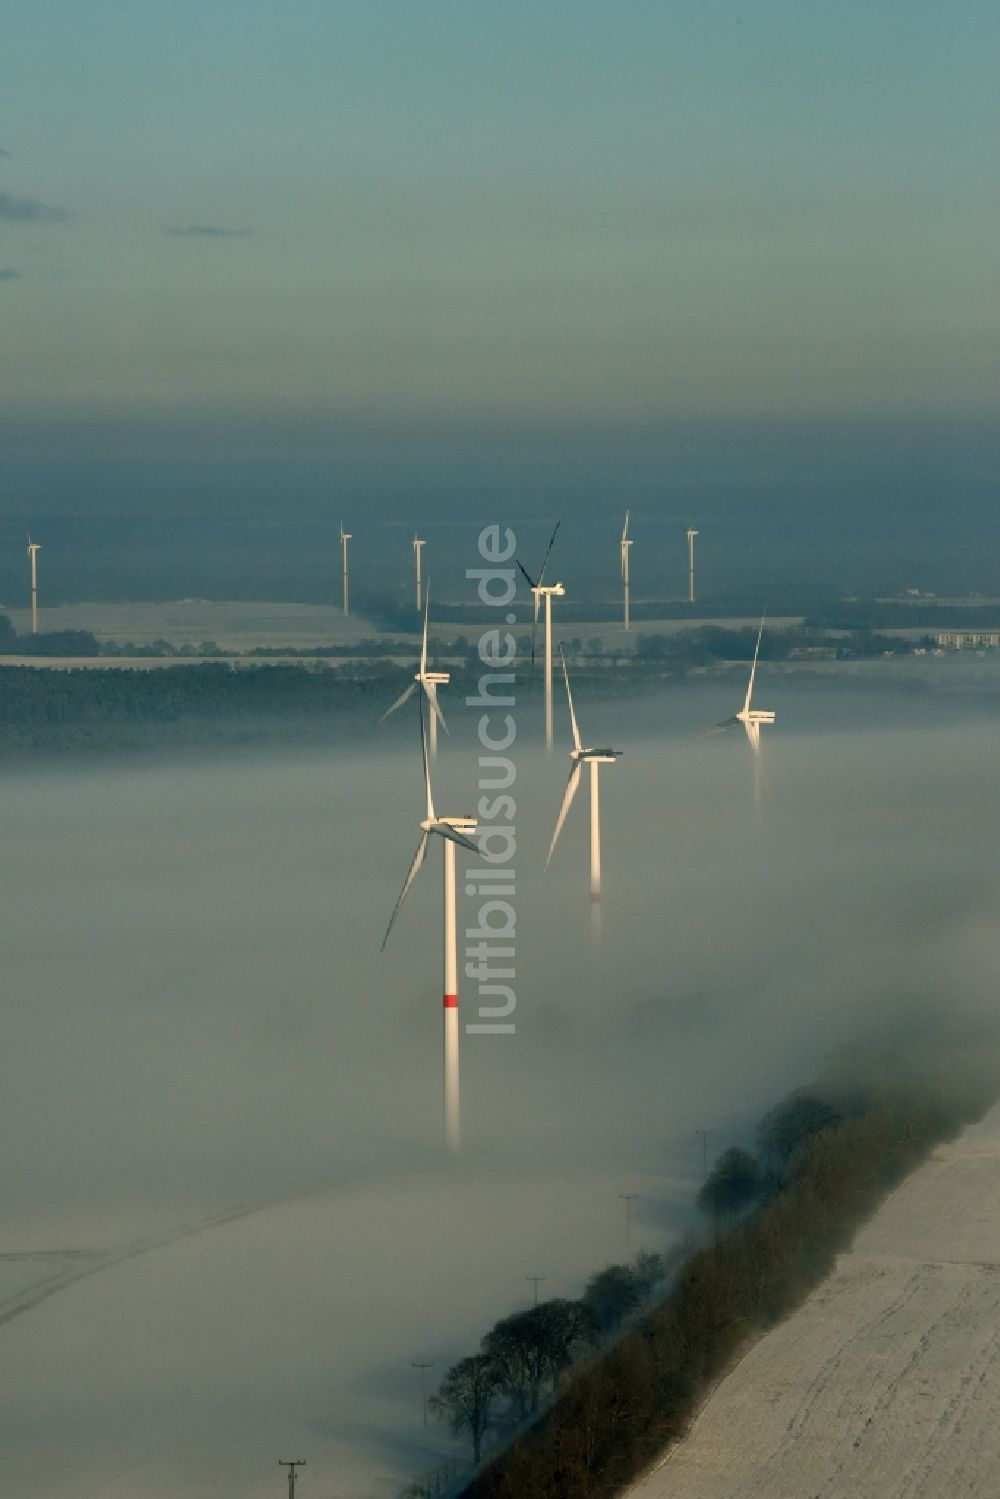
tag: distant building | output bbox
[935,631,1000,650]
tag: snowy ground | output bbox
[5,681,1000,1499]
[0,1161,678,1499]
[628,1102,1000,1499]
[1,599,801,652]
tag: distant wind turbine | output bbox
[340,521,352,616]
[381,586,450,759]
[517,522,564,750]
[412,534,426,611]
[382,696,478,1152]
[687,527,699,605]
[708,615,775,810]
[546,649,621,931]
[27,536,41,635]
[620,511,633,631]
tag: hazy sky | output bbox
[2,0,997,426]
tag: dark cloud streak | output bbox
[167,224,252,239]
[0,190,71,224]
[0,269,19,281]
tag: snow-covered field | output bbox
[629,1102,1000,1499]
[0,1161,680,1499]
[1,598,800,652]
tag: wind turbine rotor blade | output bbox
[381,833,430,949]
[516,560,541,664]
[702,717,739,736]
[536,520,561,588]
[380,681,418,721]
[744,614,766,714]
[420,589,430,674]
[432,823,478,855]
[423,680,448,734]
[545,762,582,867]
[529,595,541,668]
[419,692,435,822]
[559,647,582,751]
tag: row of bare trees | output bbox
[429,1254,668,1463]
[457,1061,994,1498]
[431,1092,856,1470]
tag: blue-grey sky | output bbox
[2,0,997,426]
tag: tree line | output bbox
[424,1252,672,1472]
[435,1051,996,1499]
[0,662,387,756]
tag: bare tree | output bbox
[696,1146,763,1222]
[582,1265,640,1339]
[431,1353,503,1464]
[483,1299,588,1417]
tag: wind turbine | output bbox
[382,696,478,1152]
[27,536,41,635]
[620,511,633,631]
[381,587,450,759]
[708,615,775,811]
[412,534,426,611]
[546,649,621,931]
[686,527,699,605]
[340,521,352,616]
[517,522,564,750]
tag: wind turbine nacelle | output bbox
[746,710,775,725]
[422,671,450,685]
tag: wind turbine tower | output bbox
[412,534,426,611]
[381,587,450,759]
[27,537,41,634]
[708,615,775,812]
[547,649,621,933]
[382,699,478,1150]
[620,511,633,631]
[687,527,699,605]
[517,523,564,751]
[340,522,352,616]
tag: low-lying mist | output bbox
[2,669,1000,1497]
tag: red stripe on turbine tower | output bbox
[443,994,458,1008]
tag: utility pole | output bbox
[412,1360,433,1425]
[619,1193,638,1249]
[696,1129,713,1180]
[526,1275,546,1307]
[279,1460,306,1499]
